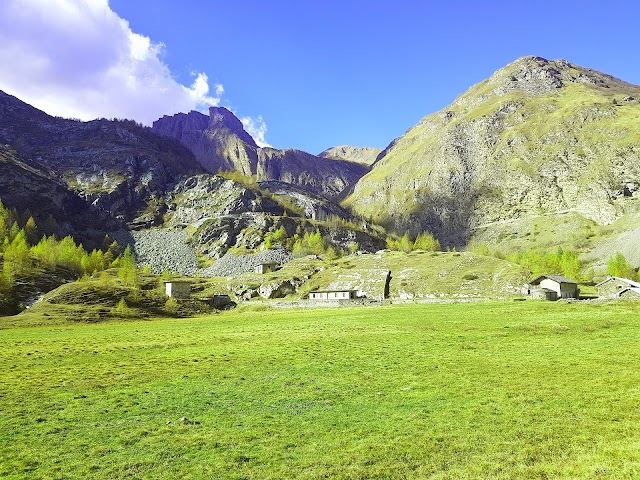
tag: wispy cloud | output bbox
[0,0,222,125]
[241,116,272,148]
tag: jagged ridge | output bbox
[152,108,370,198]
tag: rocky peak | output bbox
[346,56,640,247]
[152,111,209,138]
[487,56,638,96]
[152,109,369,197]
[152,107,258,149]
[487,56,566,95]
[207,107,257,147]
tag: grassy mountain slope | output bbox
[343,57,640,257]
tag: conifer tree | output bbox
[0,215,7,248]
[413,232,441,252]
[607,252,636,280]
[24,217,39,246]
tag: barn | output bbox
[528,274,579,300]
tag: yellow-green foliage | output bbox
[109,298,130,317]
[216,170,259,189]
[164,296,179,316]
[290,230,343,259]
[115,246,139,287]
[264,226,288,249]
[507,247,584,280]
[0,200,130,313]
[607,252,637,280]
[387,231,441,253]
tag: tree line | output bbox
[0,199,128,309]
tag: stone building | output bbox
[164,281,191,299]
[527,274,579,300]
[596,276,640,299]
[255,262,279,274]
[617,287,640,300]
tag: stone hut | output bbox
[309,290,357,301]
[255,262,279,274]
[596,276,640,299]
[528,274,579,300]
[530,288,559,301]
[617,287,640,300]
[164,281,191,299]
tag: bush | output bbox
[165,297,180,316]
[110,298,130,317]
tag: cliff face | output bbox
[0,90,203,225]
[343,56,640,246]
[152,108,369,198]
[0,145,123,240]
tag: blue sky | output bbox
[1,1,639,154]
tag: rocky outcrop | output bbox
[258,180,355,221]
[319,145,382,166]
[165,174,283,228]
[344,56,640,247]
[152,108,368,198]
[259,280,295,299]
[0,145,121,240]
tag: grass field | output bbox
[1,301,640,478]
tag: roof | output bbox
[529,274,578,285]
[310,289,357,293]
[595,276,640,288]
[617,287,640,296]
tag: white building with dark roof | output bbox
[528,274,579,300]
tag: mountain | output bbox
[0,90,203,226]
[318,146,382,166]
[0,145,117,238]
[152,108,369,197]
[343,56,640,248]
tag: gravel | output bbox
[199,248,293,277]
[111,229,199,275]
[110,229,292,277]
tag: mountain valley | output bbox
[1,56,640,315]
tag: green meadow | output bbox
[1,301,640,479]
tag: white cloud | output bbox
[0,0,221,124]
[241,116,272,148]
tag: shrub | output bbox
[165,297,180,316]
[110,298,130,317]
